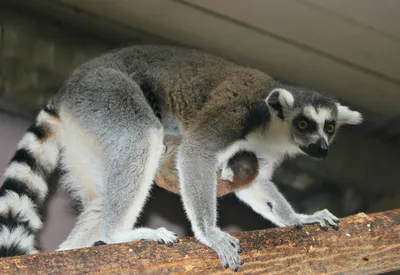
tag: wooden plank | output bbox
[0,209,398,274]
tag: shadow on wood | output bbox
[0,209,399,274]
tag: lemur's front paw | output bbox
[293,209,340,230]
[221,167,234,182]
[199,228,244,272]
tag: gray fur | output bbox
[0,45,362,271]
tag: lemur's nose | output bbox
[305,138,328,159]
[316,138,328,157]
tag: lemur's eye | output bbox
[326,124,335,133]
[297,119,308,130]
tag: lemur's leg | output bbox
[235,179,340,230]
[57,199,102,250]
[59,68,177,248]
[178,133,244,271]
[111,227,178,246]
[58,202,178,250]
[57,144,176,250]
[99,124,176,244]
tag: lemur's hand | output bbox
[287,209,340,230]
[198,227,244,272]
[220,166,234,182]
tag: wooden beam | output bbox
[0,209,399,274]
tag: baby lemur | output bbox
[0,45,362,271]
[155,135,261,197]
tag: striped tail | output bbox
[0,102,61,257]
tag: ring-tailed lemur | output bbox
[0,45,362,271]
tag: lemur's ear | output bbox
[336,103,363,125]
[266,88,294,120]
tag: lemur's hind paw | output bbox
[153,227,179,247]
[112,227,179,247]
[93,240,107,246]
[295,209,340,230]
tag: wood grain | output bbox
[0,209,399,274]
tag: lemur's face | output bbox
[266,87,363,159]
[291,105,338,159]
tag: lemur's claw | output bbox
[93,240,107,246]
[293,209,340,232]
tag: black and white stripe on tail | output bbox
[0,102,61,257]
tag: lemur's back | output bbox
[60,45,238,93]
[56,45,273,125]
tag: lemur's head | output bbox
[265,85,362,159]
